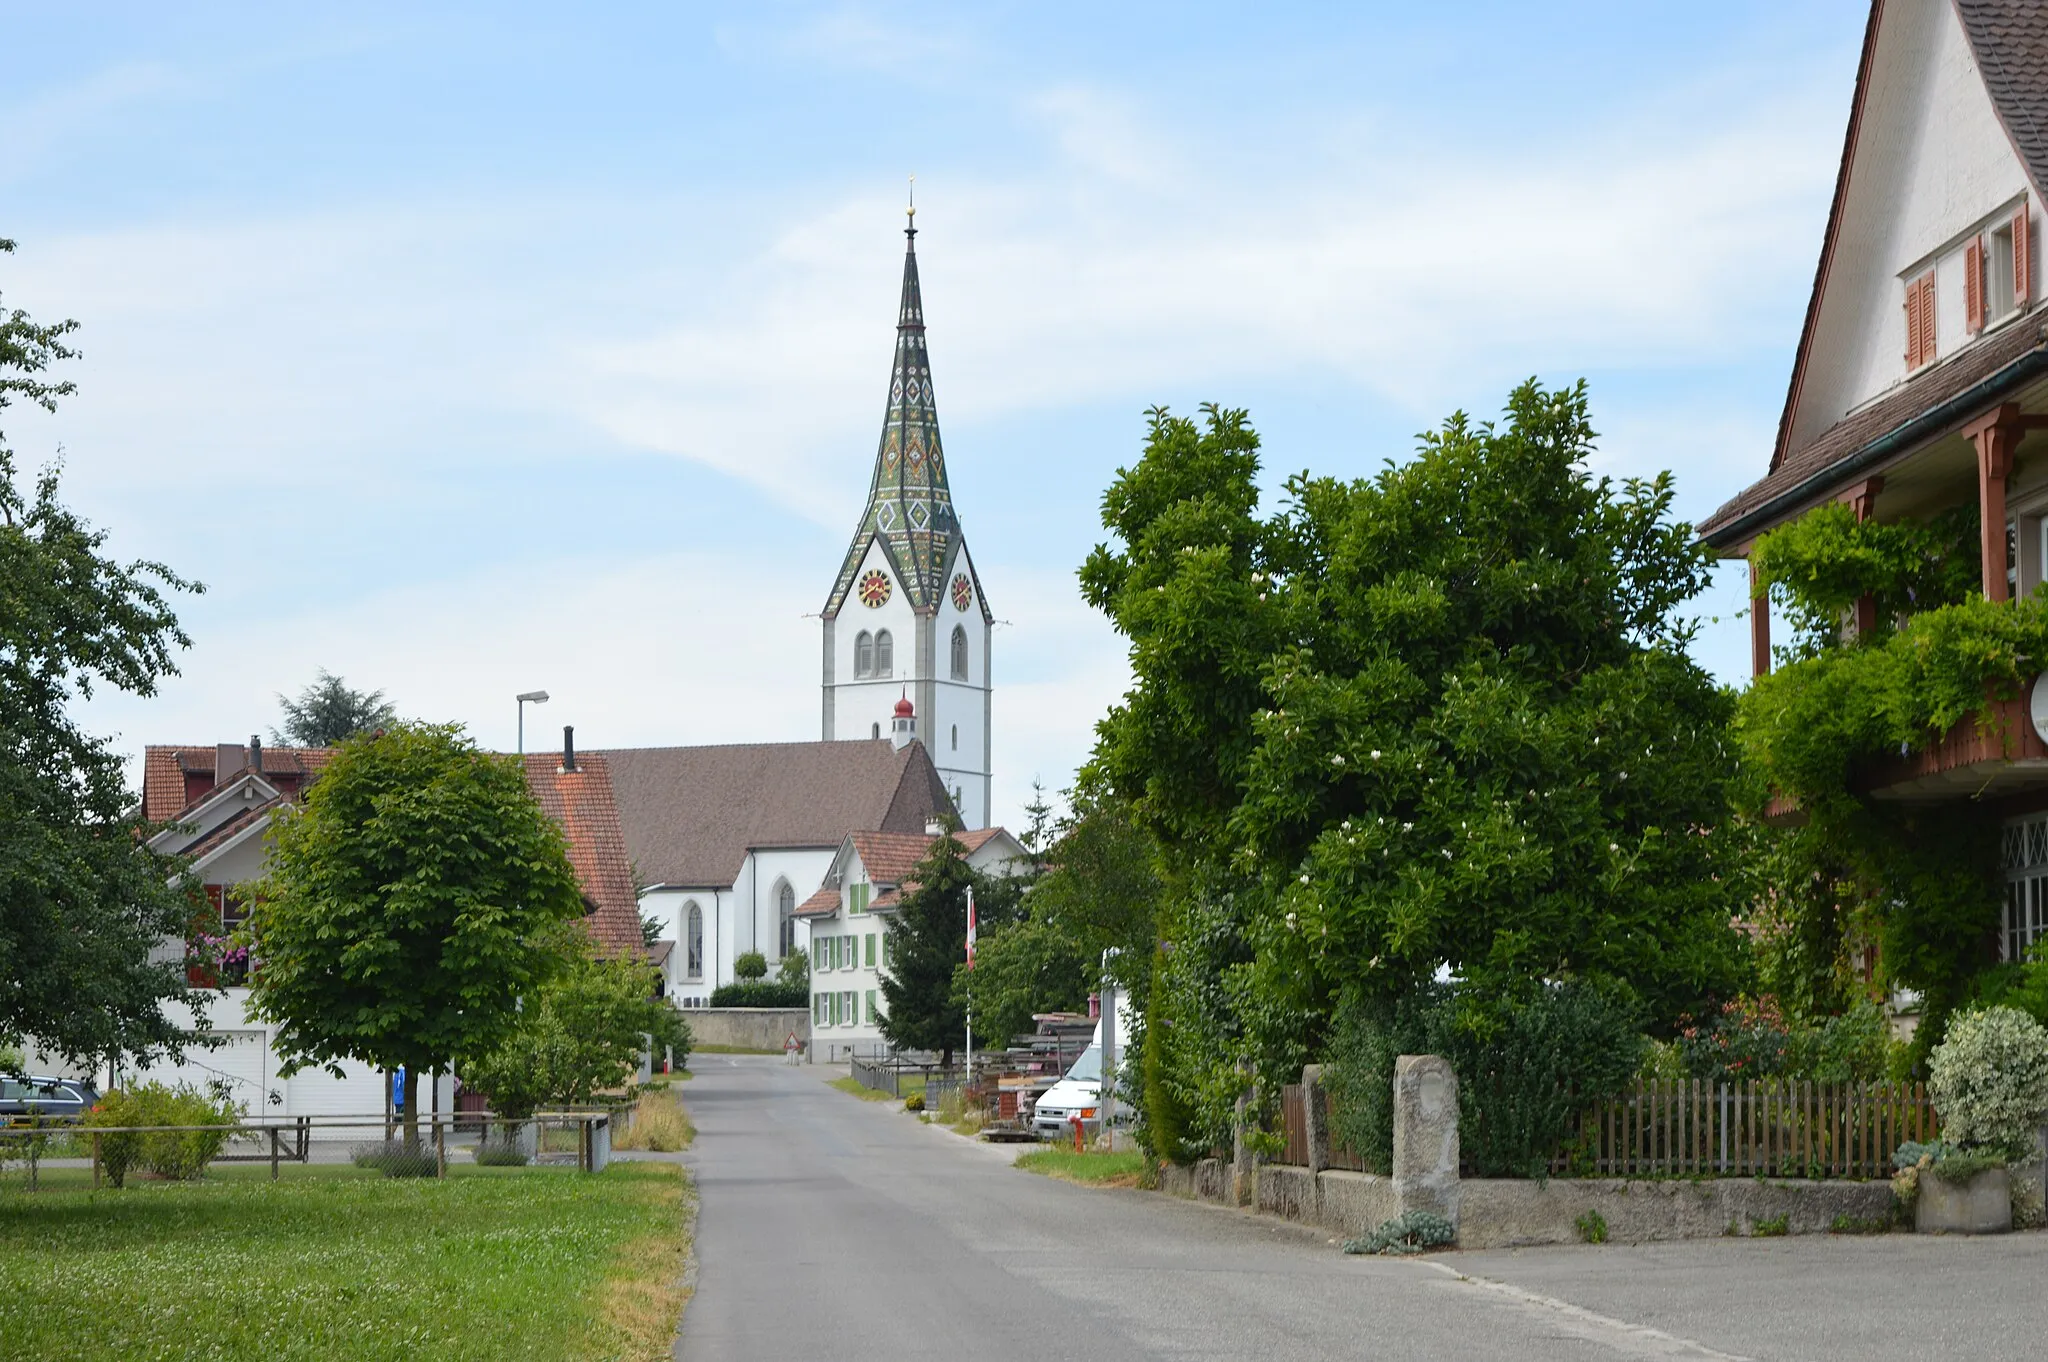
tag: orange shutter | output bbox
[1905,284,1920,367]
[2016,206,2033,306]
[1967,238,1985,333]
[1920,274,1937,365]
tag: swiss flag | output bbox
[966,885,977,970]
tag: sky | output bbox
[6,1,1869,831]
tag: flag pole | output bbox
[964,884,976,1088]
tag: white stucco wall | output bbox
[1790,0,2037,451]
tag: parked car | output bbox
[0,1075,99,1124]
[1031,1041,1103,1140]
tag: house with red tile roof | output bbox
[797,824,1029,1062]
[1700,0,2048,961]
[114,728,643,1127]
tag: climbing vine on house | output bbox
[1738,502,2042,1051]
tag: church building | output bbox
[820,205,994,830]
[608,208,1002,1000]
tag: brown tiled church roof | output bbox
[596,739,955,889]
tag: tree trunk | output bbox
[400,1070,420,1149]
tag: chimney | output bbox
[561,725,577,773]
[215,741,246,779]
[248,734,263,775]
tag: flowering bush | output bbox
[1677,997,1793,1081]
[1928,1006,2048,1161]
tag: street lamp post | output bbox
[516,690,549,755]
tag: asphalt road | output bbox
[674,1055,2048,1361]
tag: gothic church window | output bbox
[950,625,968,680]
[874,630,894,676]
[778,882,797,956]
[685,902,703,979]
[855,631,874,679]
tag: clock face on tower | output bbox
[858,570,892,608]
[951,573,973,611]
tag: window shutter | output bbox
[2017,206,2033,307]
[1905,282,1922,367]
[1967,238,1985,333]
[1918,274,1937,366]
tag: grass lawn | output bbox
[828,1076,894,1102]
[0,1161,692,1361]
[1014,1149,1150,1188]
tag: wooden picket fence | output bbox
[1561,1079,1935,1179]
[1277,1078,1936,1179]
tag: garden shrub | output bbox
[903,1092,925,1113]
[707,979,808,1008]
[1326,981,1644,1178]
[351,1141,441,1178]
[1927,1006,2048,1160]
[732,951,768,981]
[1343,1211,1455,1255]
[83,1083,237,1186]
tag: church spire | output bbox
[823,200,964,618]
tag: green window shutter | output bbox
[866,989,876,1023]
[812,993,822,1023]
[865,934,875,967]
[813,938,823,970]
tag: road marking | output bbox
[1411,1259,1753,1361]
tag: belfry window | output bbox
[855,631,874,679]
[874,630,894,677]
[950,625,968,680]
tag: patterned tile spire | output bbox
[824,202,965,618]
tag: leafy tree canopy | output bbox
[0,237,210,1067]
[460,937,689,1118]
[246,723,587,1128]
[273,669,397,747]
[879,834,981,1064]
[1080,384,1747,1148]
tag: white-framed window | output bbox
[950,625,968,680]
[874,629,894,677]
[776,881,796,957]
[843,990,858,1026]
[684,902,703,979]
[855,630,875,679]
[813,992,825,1024]
[2002,813,2048,961]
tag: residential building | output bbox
[820,207,993,829]
[105,730,642,1131]
[1701,0,2048,959]
[797,824,1030,1062]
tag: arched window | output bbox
[854,631,874,679]
[685,902,703,979]
[778,882,797,957]
[951,625,968,680]
[871,722,881,739]
[874,629,893,676]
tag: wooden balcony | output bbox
[1864,694,2048,803]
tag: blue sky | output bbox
[7,1,1866,829]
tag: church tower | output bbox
[821,205,993,829]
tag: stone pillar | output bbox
[1301,1064,1331,1175]
[1392,1054,1459,1227]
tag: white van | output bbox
[1031,1038,1103,1140]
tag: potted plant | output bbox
[1907,1006,2048,1234]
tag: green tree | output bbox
[879,835,976,1064]
[460,940,690,1117]
[273,669,397,747]
[733,950,768,981]
[1081,385,1746,1152]
[247,723,587,1140]
[0,238,210,1068]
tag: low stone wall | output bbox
[684,1008,808,1054]
[1159,1058,1900,1248]
[1168,1160,1893,1246]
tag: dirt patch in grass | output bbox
[1014,1149,1149,1188]
[578,1167,695,1361]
